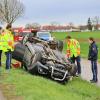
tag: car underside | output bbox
[12,34,77,83]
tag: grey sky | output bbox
[14,0,100,26]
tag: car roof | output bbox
[37,31,50,33]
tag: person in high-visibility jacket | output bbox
[0,27,3,67]
[2,24,14,70]
[65,36,81,75]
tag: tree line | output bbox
[87,17,100,31]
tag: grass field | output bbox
[0,31,100,100]
[0,68,100,100]
[52,31,100,60]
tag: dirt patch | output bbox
[0,74,24,100]
[0,90,6,100]
[0,83,24,100]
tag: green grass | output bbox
[52,31,100,39]
[0,31,100,100]
[0,68,100,100]
[52,31,100,60]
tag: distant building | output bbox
[41,25,80,32]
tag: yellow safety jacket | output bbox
[2,29,14,52]
[0,34,3,50]
[67,39,80,57]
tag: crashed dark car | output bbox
[12,34,77,83]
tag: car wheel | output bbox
[12,43,25,62]
[57,40,63,52]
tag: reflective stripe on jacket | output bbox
[67,39,80,57]
[2,29,14,52]
[0,34,3,50]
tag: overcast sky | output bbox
[13,0,100,26]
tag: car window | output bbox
[37,32,51,37]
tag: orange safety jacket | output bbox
[67,39,80,58]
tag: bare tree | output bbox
[69,22,74,30]
[92,16,100,30]
[31,23,41,29]
[0,0,24,24]
[25,24,32,29]
[25,23,41,29]
[50,21,60,26]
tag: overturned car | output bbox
[12,34,77,83]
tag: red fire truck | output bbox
[13,27,34,42]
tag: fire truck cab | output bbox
[13,27,34,42]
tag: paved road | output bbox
[81,59,100,86]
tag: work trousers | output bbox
[5,51,12,70]
[91,60,98,81]
[70,55,81,74]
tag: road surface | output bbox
[81,59,100,86]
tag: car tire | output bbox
[57,40,63,52]
[12,43,25,62]
[23,45,42,74]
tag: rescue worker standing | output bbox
[88,37,98,83]
[0,27,3,67]
[65,36,81,75]
[2,24,14,70]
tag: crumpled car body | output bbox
[12,35,77,83]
